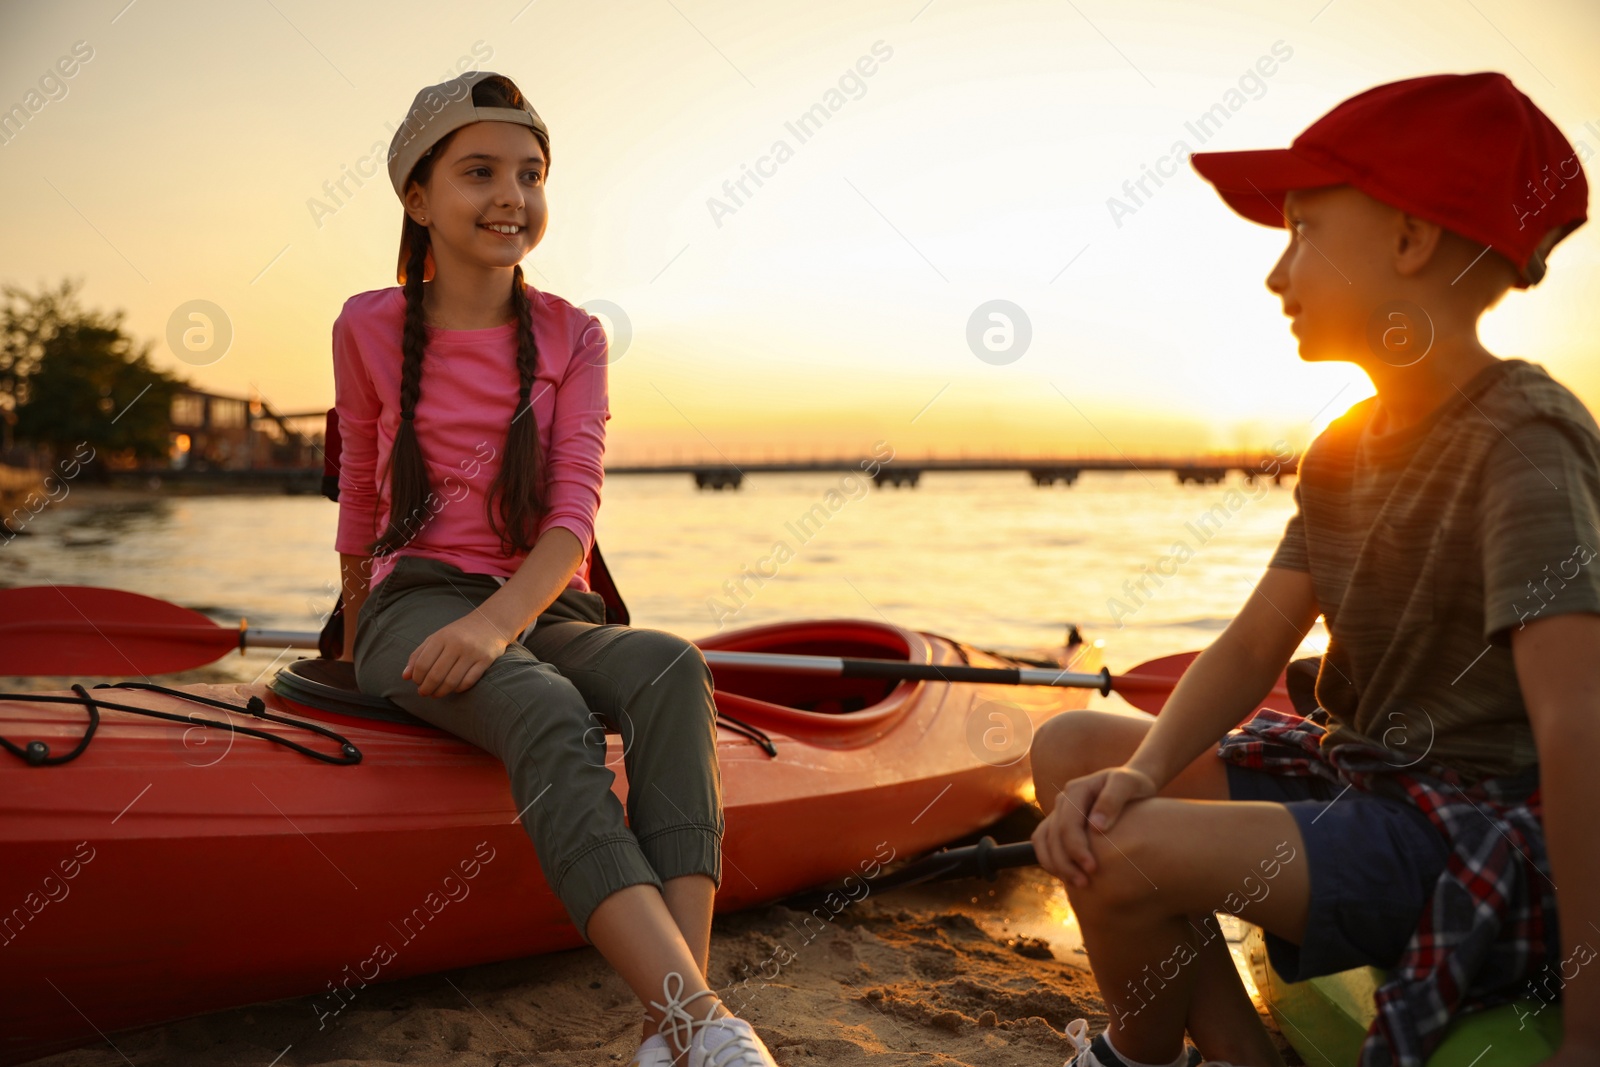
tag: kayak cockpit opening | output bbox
[698,620,913,714]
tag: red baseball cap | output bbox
[1191,72,1587,287]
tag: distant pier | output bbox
[608,454,1299,491]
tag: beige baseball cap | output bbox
[387,70,549,282]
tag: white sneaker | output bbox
[628,1032,675,1067]
[686,1016,778,1067]
[648,972,777,1067]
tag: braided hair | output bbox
[368,74,549,558]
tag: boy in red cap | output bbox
[1029,72,1600,1067]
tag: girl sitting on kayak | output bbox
[332,71,779,1067]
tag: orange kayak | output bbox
[0,617,1099,1065]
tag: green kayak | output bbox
[1243,926,1564,1065]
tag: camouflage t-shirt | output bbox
[1269,358,1600,782]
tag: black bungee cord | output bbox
[0,680,361,767]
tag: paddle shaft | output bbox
[783,835,1041,909]
[878,836,1040,884]
[239,627,1118,693]
[700,650,1112,693]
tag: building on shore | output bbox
[165,387,324,472]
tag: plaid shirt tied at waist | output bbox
[1216,707,1559,1067]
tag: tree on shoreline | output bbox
[1,280,186,475]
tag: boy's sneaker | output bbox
[1062,1019,1208,1067]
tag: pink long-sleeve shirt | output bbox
[332,284,609,593]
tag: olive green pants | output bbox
[352,554,724,941]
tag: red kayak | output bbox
[0,617,1100,1065]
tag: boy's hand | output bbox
[1032,766,1158,887]
[402,611,510,696]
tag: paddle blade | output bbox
[1112,651,1295,717]
[0,586,236,676]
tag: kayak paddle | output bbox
[0,585,1290,714]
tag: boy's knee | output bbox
[1063,803,1168,915]
[1030,710,1135,793]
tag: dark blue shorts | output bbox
[1223,759,1450,982]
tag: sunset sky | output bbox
[3,0,1598,463]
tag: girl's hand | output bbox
[1031,765,1158,887]
[402,611,511,696]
